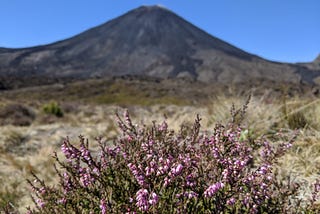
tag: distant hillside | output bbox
[0,5,319,89]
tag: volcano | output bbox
[0,5,319,88]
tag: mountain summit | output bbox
[0,5,319,88]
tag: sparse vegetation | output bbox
[42,101,63,117]
[0,178,23,213]
[0,103,35,126]
[2,130,28,155]
[1,90,320,213]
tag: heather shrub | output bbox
[26,106,320,213]
[42,101,63,117]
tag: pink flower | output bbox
[258,164,271,175]
[58,197,67,204]
[227,197,236,205]
[36,198,45,208]
[176,191,199,199]
[204,182,224,198]
[79,167,95,187]
[38,187,46,195]
[158,121,168,131]
[163,176,171,187]
[135,189,159,211]
[171,164,183,176]
[128,163,145,186]
[100,199,107,214]
[61,140,79,160]
[184,191,199,199]
[186,174,196,187]
[80,144,92,164]
[149,192,159,205]
[62,172,73,193]
[136,189,149,211]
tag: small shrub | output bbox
[281,98,315,130]
[25,107,320,213]
[287,111,308,130]
[42,102,63,117]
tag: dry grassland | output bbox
[1,93,320,212]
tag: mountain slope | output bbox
[0,5,318,88]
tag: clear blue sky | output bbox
[1,0,319,63]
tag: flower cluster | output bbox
[135,189,158,211]
[100,199,107,214]
[204,182,224,198]
[26,109,320,213]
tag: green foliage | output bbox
[42,101,63,117]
